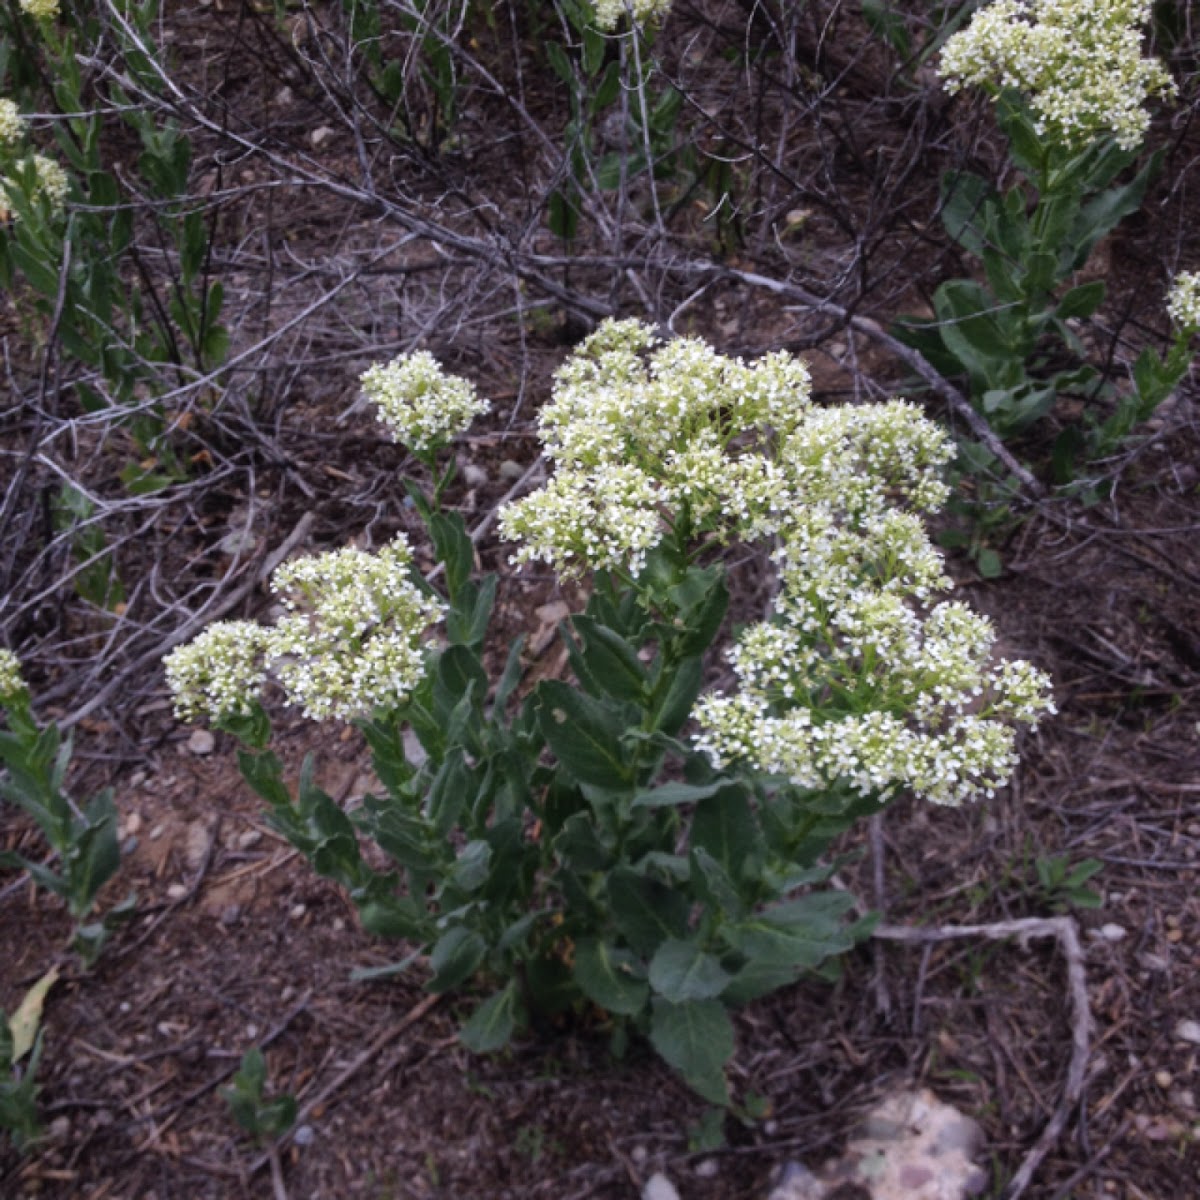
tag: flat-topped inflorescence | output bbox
[939,0,1175,152]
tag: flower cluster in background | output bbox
[591,0,673,33]
[18,0,59,20]
[164,536,442,724]
[0,100,21,148]
[0,97,69,221]
[500,319,1054,805]
[1167,272,1200,333]
[0,648,27,707]
[361,351,490,456]
[938,0,1175,151]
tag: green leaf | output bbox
[553,812,613,871]
[433,645,487,725]
[536,680,633,789]
[1069,150,1161,271]
[460,982,521,1053]
[428,512,474,600]
[631,780,724,809]
[689,847,744,917]
[570,615,647,703]
[653,654,704,735]
[607,868,689,956]
[939,170,993,257]
[649,938,731,1003]
[573,938,649,1015]
[691,785,762,882]
[1056,280,1105,321]
[427,927,487,992]
[649,998,732,1105]
[446,574,497,648]
[976,547,1002,578]
[426,748,472,836]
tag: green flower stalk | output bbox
[939,0,1175,152]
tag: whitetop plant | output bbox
[361,351,490,457]
[0,648,27,706]
[164,325,1057,1102]
[0,100,22,148]
[164,621,271,723]
[1166,272,1200,333]
[268,535,443,721]
[591,0,673,33]
[938,0,1175,151]
[18,0,59,19]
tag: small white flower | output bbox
[1166,272,1200,332]
[361,351,489,454]
[0,648,27,706]
[0,100,22,149]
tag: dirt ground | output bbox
[3,2,1200,1197]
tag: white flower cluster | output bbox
[0,648,27,706]
[592,0,673,32]
[164,621,271,723]
[269,536,443,721]
[19,0,59,18]
[0,100,22,148]
[164,535,443,724]
[695,591,1055,807]
[361,351,490,455]
[500,318,1052,806]
[1166,272,1200,332]
[0,154,69,221]
[938,0,1175,151]
[499,319,816,576]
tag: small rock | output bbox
[461,462,487,488]
[1175,1019,1200,1045]
[293,1124,315,1147]
[220,904,241,927]
[237,829,263,850]
[1097,923,1127,942]
[498,459,526,481]
[694,1158,718,1178]
[129,771,147,788]
[48,1116,71,1140]
[184,822,211,871]
[630,1145,647,1165]
[149,823,165,841]
[642,1173,679,1200]
[166,883,187,901]
[309,125,334,147]
[289,903,307,920]
[1156,1070,1174,1089]
[124,812,143,836]
[187,729,216,756]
